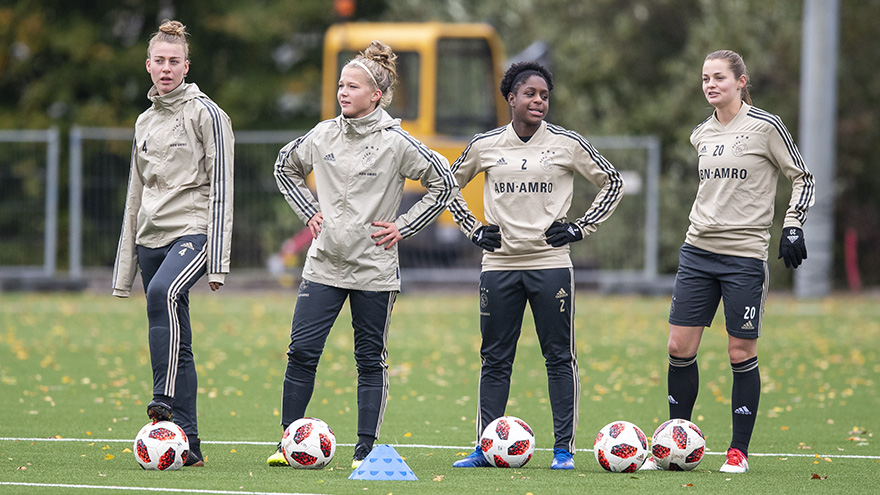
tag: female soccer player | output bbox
[448,61,625,470]
[267,40,458,468]
[113,19,234,467]
[642,49,815,473]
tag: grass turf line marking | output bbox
[0,482,325,495]
[3,437,879,460]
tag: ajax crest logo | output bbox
[172,119,186,139]
[361,145,378,169]
[540,149,557,171]
[732,135,749,157]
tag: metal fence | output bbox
[3,127,663,291]
[0,128,60,278]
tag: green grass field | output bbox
[1,290,878,494]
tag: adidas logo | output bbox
[734,406,752,415]
[495,157,507,167]
[555,288,568,299]
[741,320,755,330]
[699,145,707,154]
[178,241,195,256]
[324,152,336,162]
[668,395,679,405]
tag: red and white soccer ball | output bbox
[479,416,535,468]
[594,420,649,473]
[134,420,189,471]
[650,418,706,471]
[281,417,337,469]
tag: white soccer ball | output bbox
[593,420,649,473]
[281,417,337,469]
[134,421,189,470]
[650,419,706,471]
[479,416,535,468]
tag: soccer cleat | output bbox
[550,448,574,470]
[719,447,749,473]
[267,442,289,467]
[452,446,492,468]
[147,400,172,422]
[639,456,661,470]
[351,443,372,469]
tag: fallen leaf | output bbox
[432,475,444,482]
[811,473,827,480]
[681,483,694,487]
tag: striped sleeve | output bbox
[389,127,459,238]
[274,129,321,225]
[446,127,505,237]
[547,124,625,234]
[196,97,235,283]
[748,107,815,226]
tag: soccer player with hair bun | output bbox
[268,40,458,469]
[640,49,815,474]
[447,61,625,470]
[113,19,235,468]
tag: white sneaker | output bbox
[719,448,749,473]
[639,456,661,471]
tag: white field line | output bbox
[0,483,325,495]
[2,437,878,460]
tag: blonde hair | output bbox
[148,19,189,60]
[706,49,752,105]
[345,40,397,108]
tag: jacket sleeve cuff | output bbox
[112,289,131,298]
[208,273,226,285]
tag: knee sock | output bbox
[730,356,760,457]
[357,435,375,450]
[667,354,698,420]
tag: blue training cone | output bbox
[348,444,418,481]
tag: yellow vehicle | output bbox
[322,22,510,224]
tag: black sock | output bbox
[730,356,760,457]
[667,354,698,420]
[357,435,375,450]
[189,437,201,457]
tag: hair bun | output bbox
[159,20,186,37]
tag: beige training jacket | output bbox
[274,107,458,292]
[112,82,234,297]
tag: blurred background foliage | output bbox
[0,0,877,287]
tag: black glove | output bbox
[778,226,807,269]
[471,224,502,252]
[545,221,583,247]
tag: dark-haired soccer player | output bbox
[448,61,625,470]
[641,49,815,474]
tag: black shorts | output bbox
[668,244,768,339]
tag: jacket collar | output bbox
[147,82,203,112]
[338,107,399,136]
